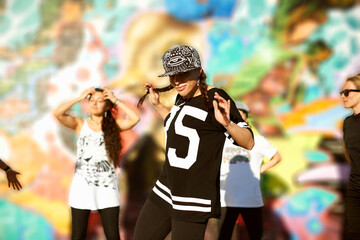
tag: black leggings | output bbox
[133,199,208,240]
[71,206,120,240]
[218,206,263,240]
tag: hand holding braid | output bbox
[137,83,174,108]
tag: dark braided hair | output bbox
[137,85,174,108]
[93,88,122,167]
[198,70,211,109]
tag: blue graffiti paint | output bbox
[283,188,337,217]
[306,217,323,234]
[305,151,329,163]
[310,6,360,93]
[247,0,267,18]
[164,0,236,21]
[0,200,54,240]
[0,15,11,34]
[10,0,33,14]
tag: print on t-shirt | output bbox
[223,146,251,164]
[76,132,116,189]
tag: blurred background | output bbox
[1,0,360,239]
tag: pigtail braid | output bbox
[137,84,174,108]
[198,70,211,109]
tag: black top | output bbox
[149,88,253,222]
[343,113,360,196]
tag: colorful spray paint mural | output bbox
[0,0,359,239]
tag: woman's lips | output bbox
[176,85,186,91]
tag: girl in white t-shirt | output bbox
[53,87,140,240]
[218,102,282,240]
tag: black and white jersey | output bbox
[149,88,253,222]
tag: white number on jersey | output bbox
[165,105,208,169]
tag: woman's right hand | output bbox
[145,83,160,106]
[80,87,95,101]
[6,169,22,190]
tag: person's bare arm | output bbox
[53,88,94,132]
[114,100,140,130]
[145,83,170,120]
[213,92,254,150]
[260,152,282,174]
[103,88,140,131]
[223,121,254,150]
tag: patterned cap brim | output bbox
[158,67,199,77]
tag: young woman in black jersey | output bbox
[341,73,360,240]
[134,45,254,239]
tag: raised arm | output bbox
[225,122,254,150]
[260,152,282,174]
[145,83,170,120]
[53,87,94,132]
[103,88,140,131]
[213,92,254,150]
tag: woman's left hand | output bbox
[213,92,231,127]
[103,88,116,104]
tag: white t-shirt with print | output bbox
[68,121,120,210]
[220,135,277,207]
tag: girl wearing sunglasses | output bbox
[341,74,360,239]
[340,89,360,97]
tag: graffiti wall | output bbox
[1,0,359,239]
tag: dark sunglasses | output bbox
[339,89,360,97]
